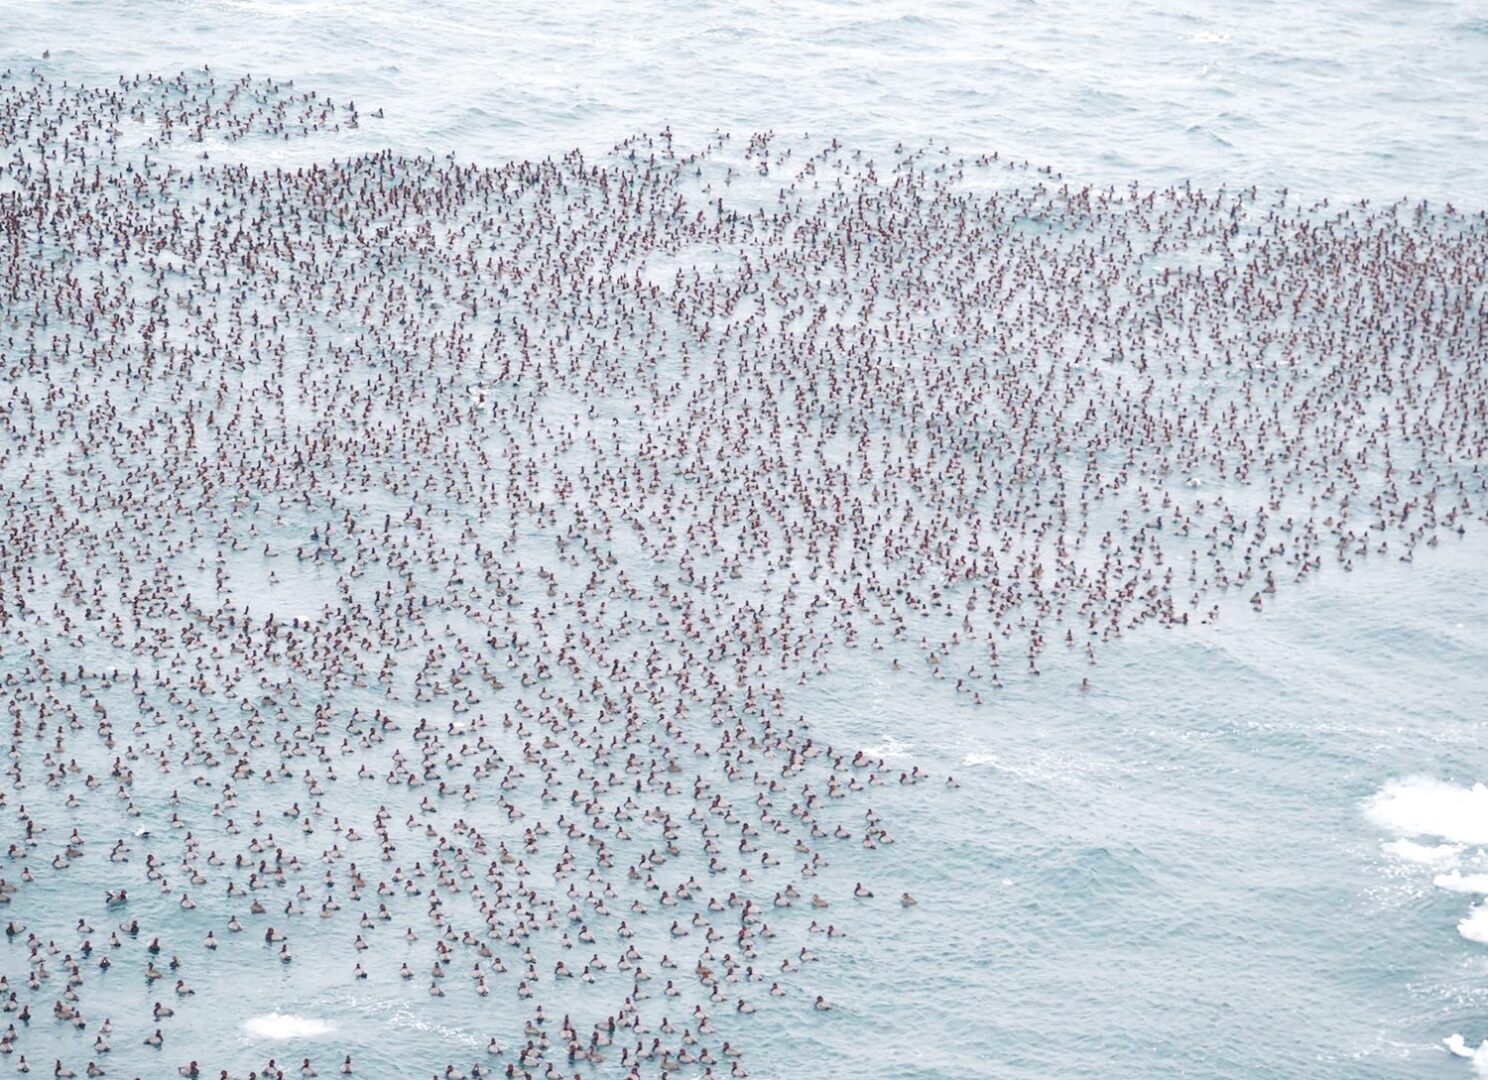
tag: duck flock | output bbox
[0,67,1485,1079]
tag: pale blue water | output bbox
[7,0,1488,203]
[3,3,1488,1079]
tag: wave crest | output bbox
[1365,777,1488,846]
[243,1013,336,1039]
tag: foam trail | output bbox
[1380,838,1462,866]
[1457,903,1488,945]
[861,735,912,760]
[1435,870,1488,894]
[1445,1034,1488,1077]
[243,1013,336,1039]
[1366,778,1488,845]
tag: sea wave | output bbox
[1366,777,1488,846]
[242,1013,336,1039]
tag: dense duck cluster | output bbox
[1,68,1485,1078]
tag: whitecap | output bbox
[962,752,998,766]
[1457,903,1488,945]
[1446,1033,1488,1076]
[861,735,912,760]
[1379,838,1462,866]
[242,1013,336,1039]
[1434,870,1488,894]
[1366,777,1488,846]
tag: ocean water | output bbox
[2,3,1488,1079]
[7,0,1488,204]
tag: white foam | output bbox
[1458,903,1488,945]
[1380,838,1462,866]
[861,735,912,760]
[1446,1033,1488,1077]
[242,1013,336,1039]
[962,752,999,766]
[1366,778,1488,845]
[1435,870,1488,894]
[1373,782,1488,1068]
